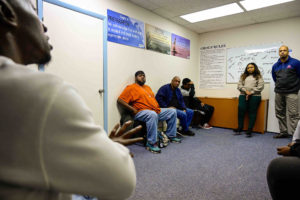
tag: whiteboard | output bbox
[227,43,282,83]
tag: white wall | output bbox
[49,0,200,131]
[197,16,300,100]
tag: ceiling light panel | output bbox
[240,0,295,11]
[180,3,244,23]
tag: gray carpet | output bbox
[127,127,290,200]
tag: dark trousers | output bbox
[267,157,300,200]
[238,95,261,130]
[199,104,214,125]
[190,98,214,126]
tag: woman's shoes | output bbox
[233,128,242,135]
[246,130,252,138]
[233,128,253,137]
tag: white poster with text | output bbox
[200,45,226,88]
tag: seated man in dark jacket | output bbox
[267,122,300,200]
[156,76,195,136]
[180,78,214,129]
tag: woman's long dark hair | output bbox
[241,62,261,81]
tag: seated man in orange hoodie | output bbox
[118,71,181,153]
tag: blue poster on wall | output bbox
[107,9,145,48]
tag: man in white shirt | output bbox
[0,0,142,199]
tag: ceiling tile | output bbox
[126,0,300,34]
[128,0,160,10]
[152,7,176,19]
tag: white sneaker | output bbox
[203,123,212,129]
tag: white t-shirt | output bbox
[293,121,300,141]
[0,56,136,200]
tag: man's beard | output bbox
[24,47,52,66]
[280,55,288,59]
[38,53,51,65]
[38,45,53,65]
[24,54,51,66]
[137,80,145,86]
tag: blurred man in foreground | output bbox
[0,0,142,199]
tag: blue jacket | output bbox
[272,56,300,93]
[155,84,186,110]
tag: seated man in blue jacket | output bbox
[156,76,195,136]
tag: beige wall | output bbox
[198,16,300,100]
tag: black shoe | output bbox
[233,128,242,135]
[182,130,195,136]
[246,131,252,138]
[273,133,290,139]
[233,128,243,132]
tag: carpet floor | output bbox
[127,127,290,200]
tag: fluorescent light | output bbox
[180,3,244,23]
[240,0,295,11]
[245,47,278,54]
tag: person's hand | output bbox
[288,142,295,147]
[246,95,249,101]
[109,121,144,146]
[277,146,291,156]
[201,103,205,107]
[245,90,252,95]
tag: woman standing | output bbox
[234,63,264,137]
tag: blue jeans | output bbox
[177,108,194,131]
[72,195,97,200]
[135,108,177,144]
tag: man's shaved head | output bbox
[171,76,181,89]
[0,0,52,65]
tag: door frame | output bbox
[37,0,108,132]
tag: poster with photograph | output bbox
[145,24,171,55]
[107,9,145,48]
[171,34,190,59]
